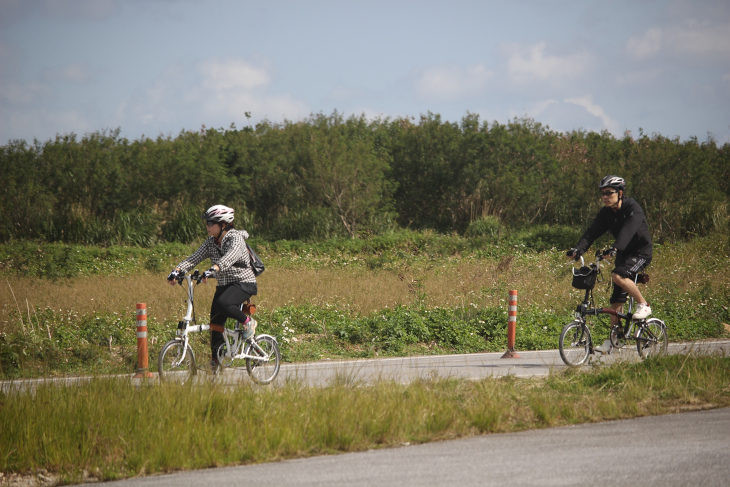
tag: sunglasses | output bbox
[206,221,219,227]
[600,190,618,197]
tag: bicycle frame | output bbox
[218,327,277,362]
[574,252,658,344]
[159,269,281,384]
[171,270,275,366]
[560,252,667,365]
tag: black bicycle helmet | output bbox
[599,175,626,191]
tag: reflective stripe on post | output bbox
[501,290,521,358]
[134,303,154,378]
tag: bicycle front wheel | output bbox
[559,321,592,366]
[158,340,196,384]
[637,318,668,359]
[245,335,281,385]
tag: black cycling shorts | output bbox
[610,255,651,304]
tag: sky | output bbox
[1,0,729,145]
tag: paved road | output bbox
[211,339,730,387]
[106,407,730,487]
[2,339,729,392]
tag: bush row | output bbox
[2,113,728,244]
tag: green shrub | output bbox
[465,216,502,239]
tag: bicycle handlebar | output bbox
[173,269,207,285]
[570,249,605,269]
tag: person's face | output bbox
[600,188,620,207]
[206,220,221,237]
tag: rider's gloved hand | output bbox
[566,248,582,261]
[203,268,217,279]
[167,269,180,286]
[602,248,617,258]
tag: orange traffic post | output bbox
[134,303,154,378]
[501,290,521,358]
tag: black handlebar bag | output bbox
[572,266,597,289]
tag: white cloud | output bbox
[116,57,310,132]
[411,63,493,101]
[0,81,50,105]
[504,41,590,84]
[626,28,662,60]
[199,59,271,91]
[200,90,309,123]
[672,21,730,58]
[532,99,558,116]
[195,58,308,122]
[42,63,95,84]
[615,68,661,86]
[564,95,620,135]
[628,21,730,63]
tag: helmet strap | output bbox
[212,224,223,243]
[610,191,623,210]
[217,223,231,241]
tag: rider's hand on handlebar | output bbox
[202,267,217,284]
[566,248,581,261]
[167,269,180,285]
[602,247,617,260]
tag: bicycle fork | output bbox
[172,323,211,367]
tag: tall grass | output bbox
[2,354,728,483]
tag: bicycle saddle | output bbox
[637,273,650,284]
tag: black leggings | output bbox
[209,282,256,359]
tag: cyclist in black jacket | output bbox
[567,175,653,353]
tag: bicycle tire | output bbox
[158,340,196,384]
[636,318,668,359]
[245,335,281,385]
[559,321,592,366]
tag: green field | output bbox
[1,230,728,380]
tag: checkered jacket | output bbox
[176,229,256,286]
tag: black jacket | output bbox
[575,197,652,259]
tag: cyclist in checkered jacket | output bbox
[167,205,257,367]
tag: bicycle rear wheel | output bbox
[559,321,592,366]
[158,340,196,384]
[636,318,668,359]
[245,335,281,385]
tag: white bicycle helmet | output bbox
[202,205,234,224]
[599,175,626,191]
